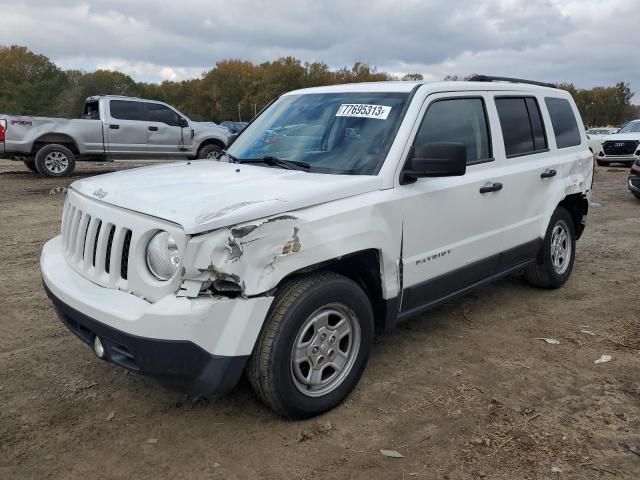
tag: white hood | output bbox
[71,161,382,234]
[603,133,640,141]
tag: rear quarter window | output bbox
[544,97,581,148]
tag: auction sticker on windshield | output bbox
[336,104,392,120]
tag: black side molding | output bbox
[399,238,542,319]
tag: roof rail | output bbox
[467,75,556,89]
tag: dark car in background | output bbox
[629,159,640,200]
[220,121,248,143]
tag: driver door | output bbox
[400,92,510,314]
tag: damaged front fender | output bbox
[179,195,403,300]
[181,214,303,296]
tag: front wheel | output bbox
[247,272,374,419]
[34,144,76,177]
[525,206,576,289]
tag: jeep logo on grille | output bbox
[92,188,108,199]
[614,142,625,147]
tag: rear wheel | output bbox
[247,272,374,419]
[197,144,222,160]
[34,144,76,177]
[525,206,576,289]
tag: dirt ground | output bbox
[1,158,639,480]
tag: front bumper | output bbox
[599,154,638,163]
[41,235,274,396]
[45,284,247,395]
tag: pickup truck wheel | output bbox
[23,157,37,172]
[197,144,222,160]
[35,144,76,177]
[247,272,374,419]
[525,206,576,289]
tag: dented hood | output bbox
[71,160,382,234]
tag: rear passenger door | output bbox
[105,100,149,155]
[145,102,190,155]
[488,94,556,256]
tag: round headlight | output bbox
[146,231,180,280]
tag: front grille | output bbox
[59,190,185,302]
[603,140,638,156]
[61,198,135,288]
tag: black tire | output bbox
[596,159,609,166]
[525,206,576,289]
[23,157,37,172]
[247,272,374,419]
[632,191,640,201]
[197,143,222,160]
[34,144,76,177]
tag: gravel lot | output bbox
[1,158,639,479]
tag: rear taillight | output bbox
[0,119,6,142]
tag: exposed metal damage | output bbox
[181,214,304,298]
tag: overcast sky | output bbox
[1,0,638,97]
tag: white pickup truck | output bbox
[41,77,593,418]
[0,95,229,176]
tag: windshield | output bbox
[618,122,640,134]
[227,92,410,175]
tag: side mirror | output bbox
[179,118,189,128]
[402,143,467,183]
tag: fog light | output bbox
[94,336,105,358]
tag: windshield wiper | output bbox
[240,156,310,171]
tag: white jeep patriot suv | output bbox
[41,76,593,418]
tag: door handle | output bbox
[541,169,557,179]
[479,182,503,194]
[109,124,120,129]
[148,126,158,131]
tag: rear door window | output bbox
[109,100,146,121]
[544,97,581,148]
[495,97,548,157]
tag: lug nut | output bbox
[312,346,319,354]
[320,334,327,342]
[317,356,324,365]
[328,349,335,358]
[329,336,336,344]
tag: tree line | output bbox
[0,45,636,126]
